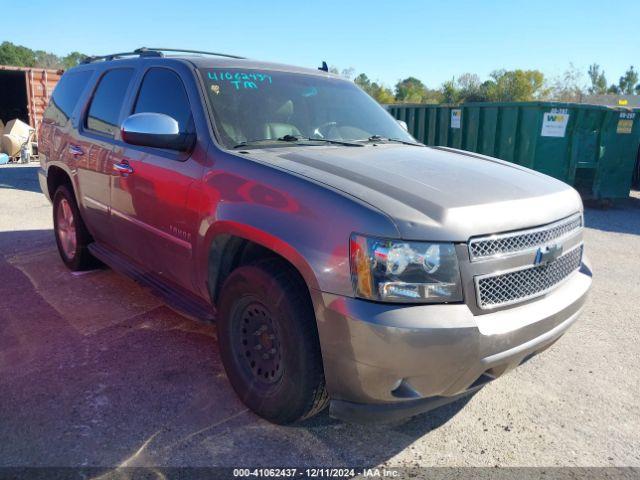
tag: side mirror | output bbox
[397,120,409,131]
[121,112,194,151]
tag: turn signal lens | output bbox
[350,235,374,299]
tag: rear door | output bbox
[40,69,93,197]
[77,68,135,242]
[110,65,205,290]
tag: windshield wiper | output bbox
[359,135,423,146]
[233,136,295,149]
[233,135,362,149]
[296,136,363,147]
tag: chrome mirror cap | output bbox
[121,112,193,151]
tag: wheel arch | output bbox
[46,164,76,202]
[204,221,322,306]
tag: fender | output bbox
[195,216,322,303]
[190,151,402,301]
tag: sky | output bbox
[2,0,639,89]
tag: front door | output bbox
[110,66,204,290]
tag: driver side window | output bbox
[133,68,194,134]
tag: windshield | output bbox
[200,68,417,148]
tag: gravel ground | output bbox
[0,164,639,472]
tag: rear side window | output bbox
[44,70,93,126]
[86,68,134,136]
[133,68,193,133]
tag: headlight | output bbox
[349,234,463,303]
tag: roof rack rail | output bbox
[81,47,245,64]
[143,48,246,59]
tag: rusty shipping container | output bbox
[0,65,62,137]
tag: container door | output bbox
[593,109,640,199]
[569,108,603,193]
[532,106,574,182]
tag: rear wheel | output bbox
[53,185,95,271]
[217,259,328,424]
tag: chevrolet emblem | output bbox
[534,244,563,266]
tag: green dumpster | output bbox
[387,102,640,200]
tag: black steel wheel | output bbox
[217,258,328,424]
[233,300,284,385]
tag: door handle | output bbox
[112,161,134,175]
[68,144,84,156]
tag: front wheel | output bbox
[53,185,96,271]
[216,259,328,424]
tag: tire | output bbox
[53,184,96,271]
[217,259,328,424]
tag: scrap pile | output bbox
[0,119,36,165]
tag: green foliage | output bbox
[34,50,61,69]
[62,52,88,69]
[440,80,458,104]
[394,77,426,102]
[483,69,547,102]
[393,77,440,103]
[0,41,87,70]
[354,73,395,104]
[438,70,547,104]
[454,73,485,103]
[0,41,36,67]
[618,66,639,95]
[588,64,607,95]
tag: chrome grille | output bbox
[476,246,583,309]
[469,214,582,261]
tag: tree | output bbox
[483,69,546,102]
[369,82,395,104]
[0,41,87,70]
[607,84,621,94]
[354,73,395,104]
[340,67,355,80]
[587,64,607,95]
[394,77,440,103]
[550,64,585,102]
[456,73,487,103]
[618,66,638,95]
[394,77,428,103]
[354,73,371,90]
[440,79,458,104]
[438,74,490,104]
[328,66,355,79]
[34,50,63,69]
[62,51,88,69]
[0,41,36,67]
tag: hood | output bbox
[247,144,583,241]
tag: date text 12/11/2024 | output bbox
[232,467,400,478]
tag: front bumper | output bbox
[316,261,592,423]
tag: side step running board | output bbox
[88,242,216,323]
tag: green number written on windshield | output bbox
[207,71,273,91]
